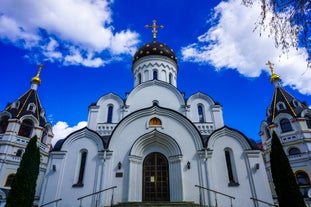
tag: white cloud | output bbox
[51,121,87,146]
[181,0,311,95]
[0,0,139,67]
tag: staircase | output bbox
[114,201,202,207]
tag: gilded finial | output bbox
[145,20,164,41]
[31,63,45,85]
[266,61,280,83]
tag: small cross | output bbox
[145,20,164,40]
[266,60,274,72]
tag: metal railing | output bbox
[250,197,278,207]
[77,186,117,207]
[40,198,62,207]
[195,185,235,207]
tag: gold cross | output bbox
[145,20,164,40]
[36,63,45,77]
[266,60,274,72]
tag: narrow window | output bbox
[18,119,33,138]
[296,171,310,186]
[107,105,113,123]
[224,149,239,186]
[169,73,173,84]
[73,151,87,187]
[5,174,15,187]
[0,116,9,134]
[280,118,293,133]
[198,105,205,123]
[288,147,301,155]
[138,73,142,84]
[277,102,286,110]
[305,115,311,129]
[153,70,158,80]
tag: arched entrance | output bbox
[143,152,170,201]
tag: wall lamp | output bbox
[118,162,122,170]
[187,161,191,170]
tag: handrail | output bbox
[40,198,62,207]
[195,185,235,207]
[195,185,235,199]
[77,186,117,207]
[250,197,278,207]
[77,186,117,200]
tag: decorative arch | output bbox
[130,130,182,158]
[61,127,104,152]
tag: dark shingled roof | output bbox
[132,40,177,65]
[5,89,46,127]
[267,86,308,124]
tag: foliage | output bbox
[5,136,41,207]
[242,0,311,64]
[270,131,306,207]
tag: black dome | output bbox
[133,40,177,64]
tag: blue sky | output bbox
[1,0,310,144]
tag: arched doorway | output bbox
[143,152,170,201]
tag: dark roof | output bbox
[5,89,46,127]
[132,40,177,65]
[267,86,308,124]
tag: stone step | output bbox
[114,201,202,207]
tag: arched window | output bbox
[288,147,301,155]
[16,149,23,157]
[107,105,113,123]
[5,174,15,187]
[27,103,36,113]
[277,102,286,111]
[280,118,293,133]
[224,149,239,186]
[153,70,158,80]
[296,171,310,186]
[73,150,87,187]
[0,116,9,134]
[169,73,173,84]
[149,117,162,126]
[138,73,142,84]
[198,105,205,123]
[305,115,311,129]
[18,119,33,138]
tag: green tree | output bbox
[242,0,311,65]
[270,131,306,207]
[5,136,41,207]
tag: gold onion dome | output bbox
[266,61,281,83]
[31,63,44,85]
[133,20,177,64]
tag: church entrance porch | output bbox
[143,152,170,201]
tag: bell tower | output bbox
[0,64,53,205]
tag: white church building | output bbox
[39,22,273,207]
[0,21,273,207]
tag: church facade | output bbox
[39,23,273,206]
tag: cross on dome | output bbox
[145,20,164,40]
